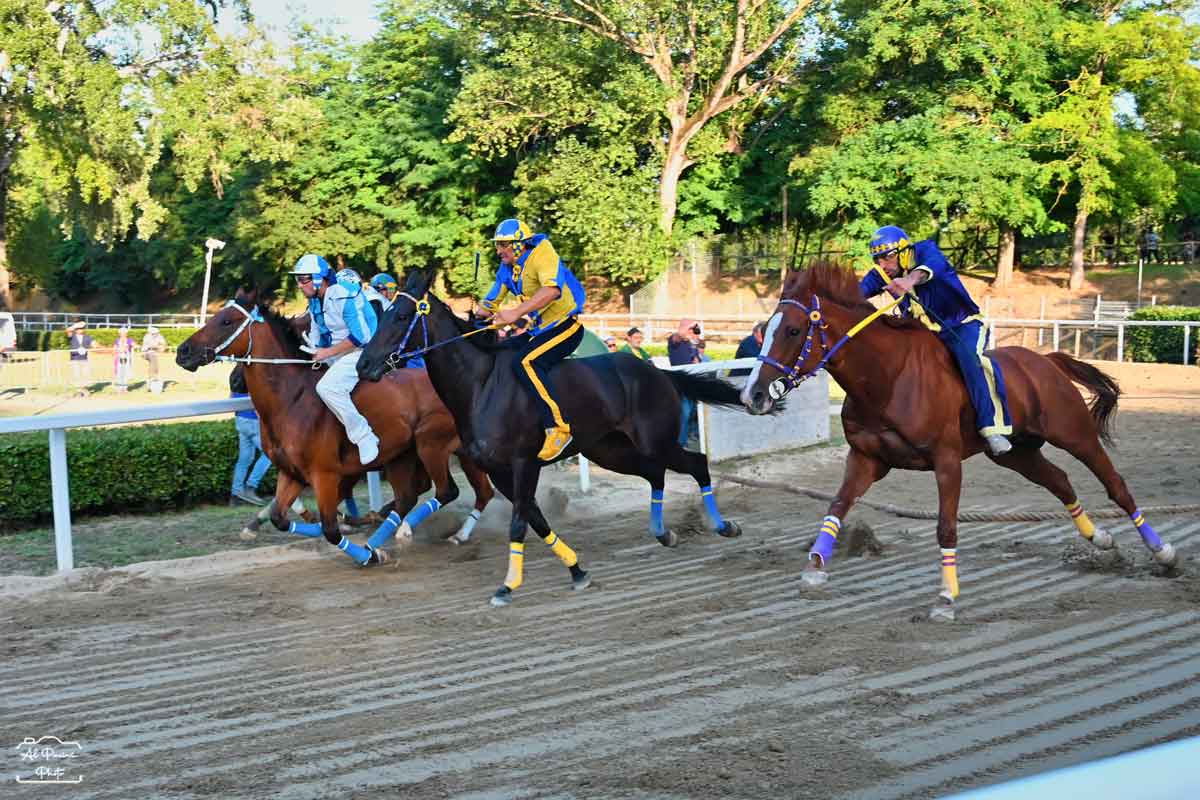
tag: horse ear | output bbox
[235,286,259,308]
[402,268,435,296]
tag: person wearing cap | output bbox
[290,255,382,465]
[619,327,651,360]
[113,324,135,392]
[141,325,167,390]
[67,321,94,395]
[604,335,618,353]
[477,218,587,461]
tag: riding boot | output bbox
[985,434,1012,455]
[538,425,572,461]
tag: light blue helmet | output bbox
[290,254,334,287]
[869,226,912,259]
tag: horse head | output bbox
[359,269,436,382]
[176,288,262,371]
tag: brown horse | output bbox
[176,288,494,566]
[742,262,1178,620]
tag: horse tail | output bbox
[1045,352,1121,445]
[663,369,744,410]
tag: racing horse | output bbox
[358,270,749,607]
[742,261,1179,620]
[176,287,495,566]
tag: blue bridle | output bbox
[756,296,857,398]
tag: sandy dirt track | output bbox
[1,361,1198,799]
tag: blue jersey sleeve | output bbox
[912,240,952,282]
[344,294,377,347]
[860,269,886,299]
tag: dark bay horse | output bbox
[176,288,494,566]
[357,270,747,607]
[742,262,1178,620]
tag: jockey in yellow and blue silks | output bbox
[478,218,586,461]
[860,226,1014,456]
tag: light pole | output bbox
[200,238,226,324]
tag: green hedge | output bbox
[1126,306,1200,364]
[0,420,276,529]
[16,327,199,351]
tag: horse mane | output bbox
[256,303,310,357]
[427,292,508,351]
[788,259,927,333]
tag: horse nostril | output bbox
[751,389,765,408]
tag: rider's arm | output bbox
[478,271,510,319]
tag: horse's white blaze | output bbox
[741,311,784,408]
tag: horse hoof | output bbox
[572,571,592,592]
[396,523,414,549]
[490,587,514,607]
[364,547,390,567]
[929,603,956,622]
[1153,543,1179,567]
[656,530,678,548]
[717,520,742,539]
[448,532,468,546]
[800,568,828,587]
[1091,529,1115,550]
[239,528,257,542]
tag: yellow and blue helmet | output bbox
[493,218,534,257]
[370,273,397,293]
[869,226,912,260]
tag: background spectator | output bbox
[113,324,134,392]
[668,319,702,447]
[229,365,271,506]
[67,321,94,396]
[0,310,15,360]
[732,321,767,377]
[1100,230,1116,266]
[620,327,651,360]
[142,325,167,392]
[604,335,618,353]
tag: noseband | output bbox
[210,300,321,367]
[756,296,841,398]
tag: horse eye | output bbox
[221,318,232,327]
[787,327,802,337]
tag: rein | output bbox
[758,291,905,398]
[209,301,322,368]
[384,292,500,370]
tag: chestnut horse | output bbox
[742,262,1178,620]
[176,288,494,566]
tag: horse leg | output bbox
[664,445,742,539]
[312,472,379,566]
[365,452,427,555]
[390,433,463,545]
[450,453,495,545]
[929,455,964,622]
[987,447,1116,551]
[586,433,676,546]
[803,449,890,587]
[1059,437,1178,566]
[268,472,323,538]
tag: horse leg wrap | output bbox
[1130,508,1165,551]
[1065,501,1097,539]
[291,497,307,515]
[700,485,727,532]
[288,521,324,538]
[650,489,666,537]
[810,515,840,567]
[505,542,525,590]
[337,536,373,565]
[544,531,578,568]
[367,511,403,550]
[343,496,361,519]
[941,548,960,600]
[403,498,442,531]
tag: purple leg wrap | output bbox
[1131,509,1164,551]
[810,531,837,565]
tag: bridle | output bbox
[383,291,498,371]
[210,301,321,368]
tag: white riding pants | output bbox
[315,350,375,445]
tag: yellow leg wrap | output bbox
[1065,501,1096,539]
[544,531,578,568]
[505,542,525,590]
[940,548,960,600]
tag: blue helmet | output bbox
[370,273,398,292]
[869,226,912,259]
[290,254,335,287]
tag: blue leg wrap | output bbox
[343,496,360,519]
[403,498,442,530]
[288,521,324,538]
[337,536,373,565]
[650,489,666,537]
[366,511,403,550]
[1131,508,1164,551]
[700,485,726,533]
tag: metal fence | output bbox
[9,311,201,332]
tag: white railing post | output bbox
[1117,323,1124,363]
[367,471,383,512]
[1184,324,1191,366]
[1094,294,1101,326]
[578,454,590,493]
[1052,322,1060,352]
[48,428,74,572]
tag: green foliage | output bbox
[0,420,273,528]
[16,327,199,351]
[1126,306,1200,364]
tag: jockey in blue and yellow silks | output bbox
[478,218,587,461]
[859,225,1014,456]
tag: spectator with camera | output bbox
[668,319,703,448]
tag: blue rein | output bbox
[383,293,498,370]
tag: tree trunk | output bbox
[658,144,694,237]
[993,224,1016,289]
[0,172,10,310]
[1069,207,1088,290]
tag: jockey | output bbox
[478,218,586,461]
[291,255,382,465]
[368,272,424,369]
[860,225,1014,456]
